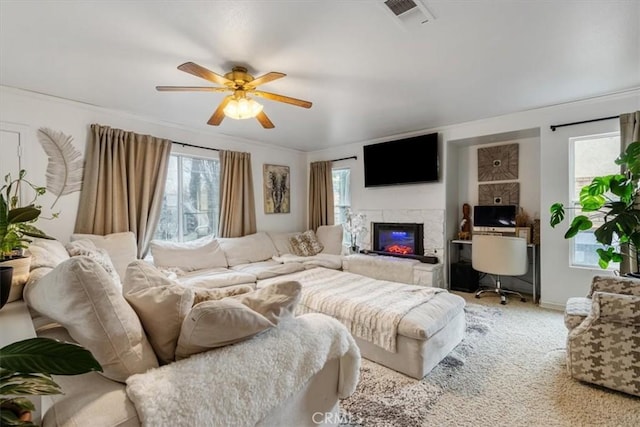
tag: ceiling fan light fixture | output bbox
[223,96,263,120]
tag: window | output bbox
[332,168,351,226]
[569,132,621,268]
[154,154,220,242]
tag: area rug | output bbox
[339,294,640,427]
[339,302,501,426]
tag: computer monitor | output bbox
[473,205,517,232]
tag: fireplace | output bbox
[371,222,426,261]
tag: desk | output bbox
[448,239,539,303]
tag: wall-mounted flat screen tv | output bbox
[363,132,438,187]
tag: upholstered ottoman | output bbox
[354,291,466,379]
[258,267,466,379]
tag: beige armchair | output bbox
[564,275,640,397]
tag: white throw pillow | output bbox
[218,232,278,267]
[193,285,254,305]
[65,240,121,289]
[175,299,274,360]
[123,261,195,364]
[28,238,70,270]
[316,225,344,255]
[23,256,158,382]
[266,231,298,255]
[174,281,302,359]
[70,232,138,281]
[150,236,227,271]
[231,281,302,324]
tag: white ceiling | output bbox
[1,1,638,152]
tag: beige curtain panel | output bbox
[74,124,171,258]
[218,150,257,238]
[619,110,640,274]
[308,160,335,231]
[620,111,640,149]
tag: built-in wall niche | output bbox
[444,127,541,246]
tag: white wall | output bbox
[0,87,308,243]
[308,89,640,310]
[3,85,638,309]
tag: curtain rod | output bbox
[550,115,619,132]
[172,141,357,161]
[331,156,357,162]
[171,141,219,152]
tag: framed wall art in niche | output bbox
[478,182,520,206]
[477,143,519,182]
[263,164,290,214]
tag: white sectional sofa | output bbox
[149,227,345,288]
[19,224,465,425]
[21,228,357,427]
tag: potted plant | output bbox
[344,210,367,254]
[0,337,102,426]
[549,141,640,274]
[0,170,56,304]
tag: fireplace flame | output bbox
[386,244,413,255]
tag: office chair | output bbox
[471,234,528,304]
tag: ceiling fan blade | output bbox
[178,62,234,86]
[207,97,231,126]
[245,72,286,88]
[253,90,312,108]
[256,111,275,129]
[156,86,229,92]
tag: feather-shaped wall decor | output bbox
[37,127,84,209]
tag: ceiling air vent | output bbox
[382,0,435,27]
[384,0,418,17]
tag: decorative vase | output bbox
[0,256,31,303]
[349,245,360,255]
[0,266,13,310]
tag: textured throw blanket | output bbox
[126,313,360,427]
[259,267,445,352]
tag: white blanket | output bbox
[258,267,445,352]
[125,313,360,427]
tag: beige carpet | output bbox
[340,291,640,427]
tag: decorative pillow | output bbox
[70,232,138,282]
[174,299,274,360]
[123,261,195,364]
[28,238,70,270]
[316,225,344,255]
[192,285,254,306]
[218,232,278,267]
[23,256,158,382]
[231,281,302,324]
[289,230,324,256]
[65,240,121,287]
[150,237,228,271]
[267,231,298,255]
[174,281,302,359]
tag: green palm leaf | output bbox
[0,370,61,395]
[0,338,102,376]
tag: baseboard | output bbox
[539,300,565,311]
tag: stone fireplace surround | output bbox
[357,209,444,259]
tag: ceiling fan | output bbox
[156,62,312,129]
